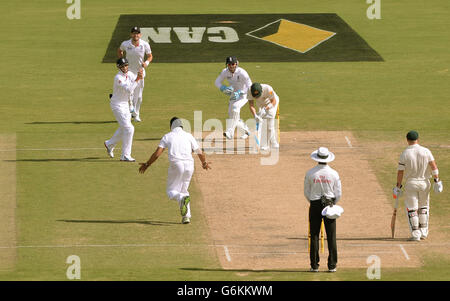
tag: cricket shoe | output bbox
[309,268,319,273]
[260,146,270,151]
[408,236,420,242]
[134,115,142,122]
[180,196,191,217]
[104,141,114,158]
[239,131,250,140]
[328,268,337,273]
[182,217,191,224]
[120,155,136,162]
[223,131,232,140]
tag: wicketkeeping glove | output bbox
[392,186,403,199]
[433,180,443,193]
[220,85,233,96]
[230,90,244,101]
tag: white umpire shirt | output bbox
[158,127,201,163]
[304,164,342,203]
[110,70,138,105]
[119,39,152,76]
[398,144,435,182]
[214,67,252,95]
[247,83,279,108]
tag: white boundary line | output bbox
[245,18,336,54]
[1,242,448,250]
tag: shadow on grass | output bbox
[4,157,120,163]
[25,121,117,125]
[179,268,311,273]
[287,237,410,242]
[135,138,162,141]
[57,219,179,226]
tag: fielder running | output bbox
[104,58,143,162]
[138,117,212,224]
[393,130,443,241]
[247,83,280,150]
[214,56,251,140]
[118,26,153,122]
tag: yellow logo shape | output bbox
[247,19,336,53]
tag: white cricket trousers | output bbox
[260,94,280,148]
[132,78,144,117]
[106,102,135,158]
[404,179,431,239]
[226,95,249,137]
[166,160,194,218]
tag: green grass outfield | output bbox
[0,0,448,281]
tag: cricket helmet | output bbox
[250,83,263,98]
[116,57,129,68]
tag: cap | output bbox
[406,130,419,141]
[131,26,141,33]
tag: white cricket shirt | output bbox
[214,67,252,94]
[247,83,279,108]
[158,127,200,162]
[110,70,138,104]
[304,164,342,202]
[398,144,435,181]
[120,39,152,74]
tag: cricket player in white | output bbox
[104,58,143,162]
[393,130,443,241]
[247,83,280,150]
[139,117,211,224]
[214,56,251,140]
[118,26,153,122]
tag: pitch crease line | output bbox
[223,246,232,262]
[398,244,410,260]
[345,136,353,148]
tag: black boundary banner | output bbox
[103,14,383,63]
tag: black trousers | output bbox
[309,200,337,270]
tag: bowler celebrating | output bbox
[138,117,211,224]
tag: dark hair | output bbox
[170,117,183,129]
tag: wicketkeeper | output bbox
[393,130,443,241]
[214,56,252,140]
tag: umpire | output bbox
[304,147,342,272]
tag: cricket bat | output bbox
[390,194,400,238]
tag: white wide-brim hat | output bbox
[321,205,344,219]
[311,147,335,163]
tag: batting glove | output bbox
[255,115,263,124]
[392,186,403,199]
[220,85,233,96]
[433,180,443,193]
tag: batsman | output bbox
[247,83,280,151]
[392,131,443,241]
